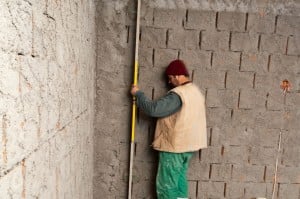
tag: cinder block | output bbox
[278,184,300,199]
[197,181,225,199]
[255,110,285,129]
[254,128,283,148]
[282,129,300,150]
[152,86,169,100]
[206,108,232,127]
[223,146,248,164]
[265,165,275,183]
[232,165,265,182]
[132,161,156,182]
[154,48,178,68]
[286,92,300,108]
[206,88,221,108]
[226,71,254,89]
[260,34,287,54]
[244,183,267,198]
[212,51,241,71]
[168,29,200,50]
[249,146,277,165]
[185,10,216,30]
[139,48,153,67]
[239,89,256,109]
[180,49,211,69]
[247,13,276,33]
[201,30,230,51]
[188,161,210,180]
[206,89,238,108]
[253,90,267,109]
[210,126,223,146]
[277,166,300,183]
[132,180,155,198]
[153,8,185,28]
[140,27,166,48]
[282,147,300,167]
[240,52,269,73]
[226,182,245,198]
[284,109,300,129]
[140,5,154,26]
[287,36,300,55]
[138,67,166,89]
[193,69,226,89]
[218,12,246,32]
[276,15,300,36]
[217,126,257,146]
[135,140,157,163]
[266,91,285,111]
[188,181,197,199]
[210,126,229,146]
[232,109,256,127]
[200,146,223,164]
[266,183,274,199]
[210,164,232,181]
[134,124,153,148]
[269,54,299,74]
[255,73,282,91]
[219,89,239,108]
[231,32,259,52]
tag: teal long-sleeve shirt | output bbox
[135,90,182,118]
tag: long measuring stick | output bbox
[128,0,141,198]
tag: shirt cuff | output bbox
[135,90,143,97]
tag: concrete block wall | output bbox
[94,0,299,199]
[134,8,300,199]
[0,0,96,198]
[95,1,300,199]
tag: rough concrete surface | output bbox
[1,0,299,199]
[0,0,96,198]
[95,0,300,199]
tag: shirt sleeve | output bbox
[135,90,182,118]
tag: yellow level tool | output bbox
[128,0,141,198]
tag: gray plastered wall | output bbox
[0,0,96,198]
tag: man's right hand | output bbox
[130,85,139,96]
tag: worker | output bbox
[130,59,207,199]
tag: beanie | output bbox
[165,59,189,76]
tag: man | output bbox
[130,59,207,199]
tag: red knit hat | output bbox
[165,59,189,76]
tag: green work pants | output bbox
[156,151,193,199]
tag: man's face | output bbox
[168,75,179,87]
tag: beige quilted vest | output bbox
[152,83,207,153]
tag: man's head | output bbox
[166,59,190,87]
[165,59,189,77]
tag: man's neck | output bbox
[178,76,191,85]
